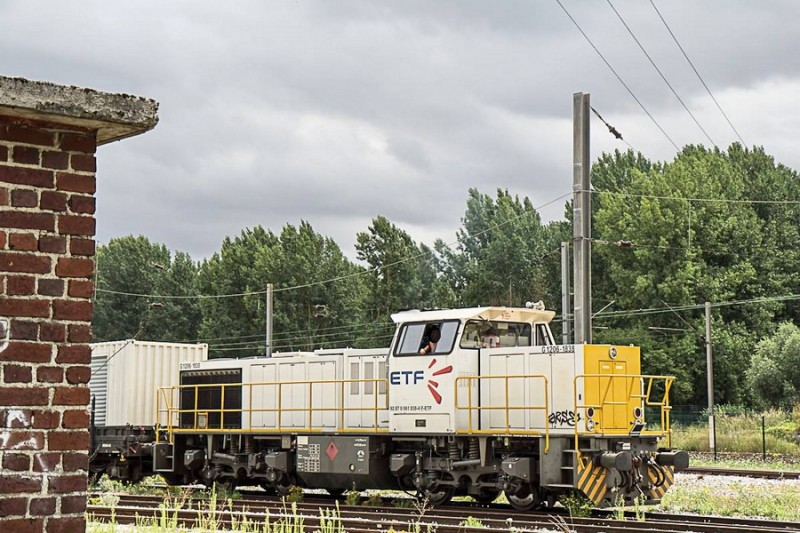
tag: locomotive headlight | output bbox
[633,407,643,420]
[586,419,596,432]
[197,412,208,430]
[586,407,595,419]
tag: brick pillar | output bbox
[0,77,157,533]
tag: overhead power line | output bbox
[649,0,747,147]
[94,191,573,300]
[606,0,716,147]
[554,0,680,151]
[590,106,637,152]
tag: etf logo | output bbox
[389,359,453,404]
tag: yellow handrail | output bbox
[157,378,390,439]
[572,373,674,457]
[454,374,550,453]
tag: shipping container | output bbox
[90,340,208,426]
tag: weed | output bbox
[559,492,593,518]
[365,491,383,506]
[286,485,305,503]
[458,516,483,528]
[344,489,361,506]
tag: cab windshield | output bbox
[459,320,532,349]
[394,320,459,356]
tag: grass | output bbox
[669,408,800,455]
[659,475,800,521]
[688,455,800,471]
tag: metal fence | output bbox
[670,406,800,460]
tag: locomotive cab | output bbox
[387,305,556,434]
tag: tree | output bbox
[747,322,800,410]
[94,235,200,342]
[444,189,550,307]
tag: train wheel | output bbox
[506,484,543,511]
[474,489,500,504]
[421,485,455,507]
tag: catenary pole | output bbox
[561,241,571,344]
[266,283,273,358]
[706,301,715,455]
[573,93,592,344]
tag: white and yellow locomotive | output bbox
[153,304,687,509]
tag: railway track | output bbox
[89,493,800,533]
[685,466,800,479]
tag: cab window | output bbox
[394,320,459,356]
[459,321,532,349]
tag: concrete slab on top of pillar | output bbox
[0,75,159,144]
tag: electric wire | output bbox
[606,0,716,147]
[649,0,747,147]
[554,0,680,151]
[94,191,572,300]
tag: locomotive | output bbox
[139,303,687,509]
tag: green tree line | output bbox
[93,143,800,409]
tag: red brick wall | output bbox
[1,117,96,532]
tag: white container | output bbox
[90,340,208,427]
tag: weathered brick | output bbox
[55,172,95,194]
[32,452,60,472]
[61,409,89,428]
[0,145,7,162]
[2,518,45,533]
[65,366,90,385]
[9,320,38,340]
[2,452,31,470]
[68,194,95,214]
[12,145,40,165]
[37,278,64,297]
[0,253,51,274]
[0,475,42,493]
[48,430,89,451]
[10,189,37,207]
[0,341,53,363]
[0,496,28,517]
[7,275,35,295]
[0,124,55,146]
[38,235,66,254]
[69,238,95,257]
[60,494,87,513]
[0,211,54,231]
[29,497,56,516]
[67,280,93,299]
[1,408,32,427]
[4,365,32,383]
[49,473,87,494]
[56,257,93,278]
[32,410,60,430]
[0,431,44,450]
[60,132,96,154]
[39,322,65,342]
[36,366,63,383]
[53,299,91,320]
[0,229,6,247]
[0,387,49,405]
[52,386,89,406]
[1,302,49,325]
[67,325,91,343]
[8,233,37,251]
[0,166,54,187]
[57,214,95,236]
[47,517,86,533]
[41,150,69,170]
[69,153,96,172]
[62,453,88,472]
[56,345,90,364]
[40,190,67,212]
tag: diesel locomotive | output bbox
[137,303,687,509]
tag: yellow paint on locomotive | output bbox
[581,345,642,436]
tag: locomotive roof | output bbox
[391,306,555,325]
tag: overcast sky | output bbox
[1,1,798,260]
